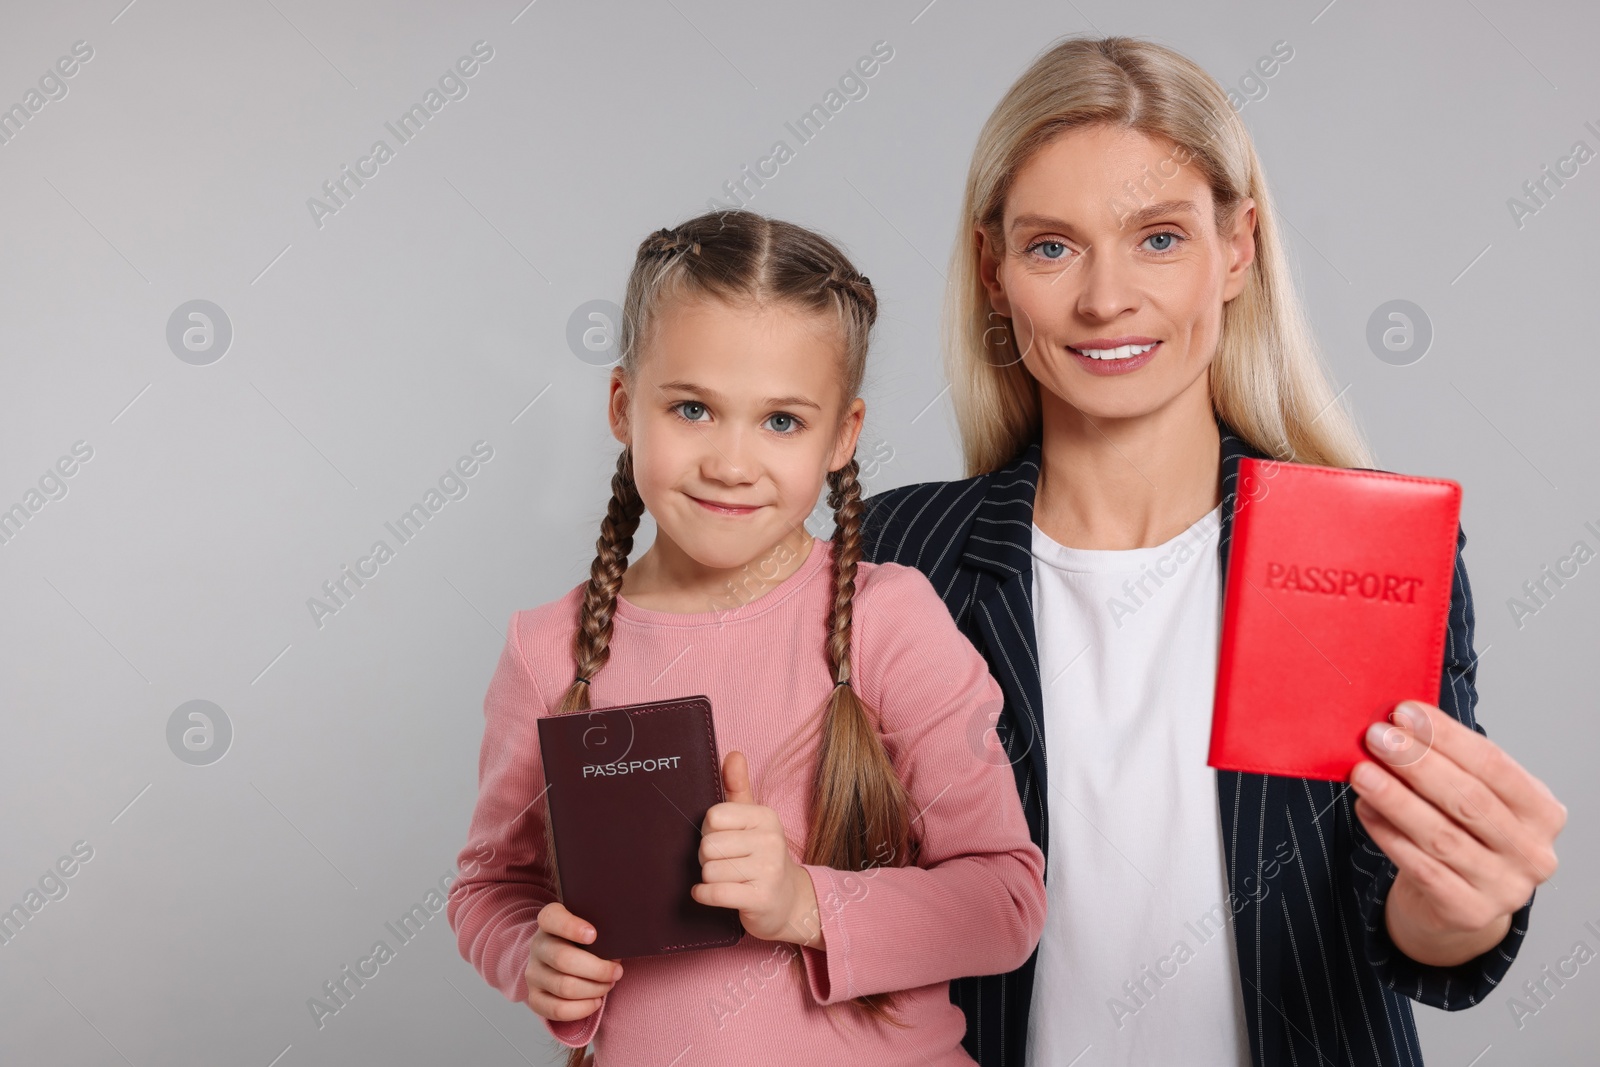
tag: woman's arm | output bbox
[1343,528,1561,1006]
[792,563,1048,1004]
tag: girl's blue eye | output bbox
[673,402,801,434]
[1143,231,1182,252]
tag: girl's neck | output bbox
[1032,377,1222,551]
[618,523,817,615]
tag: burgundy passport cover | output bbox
[1209,459,1462,781]
[536,694,744,960]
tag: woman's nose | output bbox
[1074,247,1139,320]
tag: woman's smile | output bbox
[1067,337,1163,375]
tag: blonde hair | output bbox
[946,34,1372,476]
[549,211,915,1049]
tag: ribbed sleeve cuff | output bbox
[545,1010,602,1049]
[798,864,855,1005]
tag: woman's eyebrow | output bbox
[1010,199,1201,234]
[1117,199,1202,229]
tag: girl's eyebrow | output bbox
[1010,199,1201,234]
[657,379,822,412]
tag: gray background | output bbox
[1,0,1595,1063]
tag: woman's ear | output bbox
[1221,197,1258,302]
[607,367,632,445]
[975,225,1013,317]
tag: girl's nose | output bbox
[698,430,758,485]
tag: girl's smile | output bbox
[687,494,765,516]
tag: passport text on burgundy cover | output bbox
[1209,459,1462,781]
[537,694,744,960]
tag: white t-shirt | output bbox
[1024,505,1251,1066]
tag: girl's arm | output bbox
[445,611,607,1048]
[795,564,1048,1004]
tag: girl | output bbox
[446,210,1047,1067]
[856,34,1564,1067]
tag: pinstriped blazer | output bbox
[859,423,1535,1067]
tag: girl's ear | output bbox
[607,368,632,445]
[828,397,867,472]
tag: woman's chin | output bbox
[1037,364,1212,427]
[1051,389,1177,425]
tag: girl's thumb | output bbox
[721,750,755,804]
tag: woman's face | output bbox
[978,124,1257,424]
[608,295,864,573]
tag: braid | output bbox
[823,459,864,688]
[559,447,646,713]
[822,268,877,321]
[812,458,913,873]
[640,225,703,261]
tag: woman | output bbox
[860,35,1565,1067]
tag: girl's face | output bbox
[609,295,864,574]
[977,124,1257,424]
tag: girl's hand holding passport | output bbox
[526,747,828,1025]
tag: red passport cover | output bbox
[536,694,744,960]
[1209,459,1462,781]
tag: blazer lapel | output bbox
[960,439,1051,858]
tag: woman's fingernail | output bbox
[1366,720,1402,753]
[1352,761,1386,792]
[1390,702,1428,732]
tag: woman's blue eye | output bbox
[1028,240,1068,260]
[1143,231,1181,252]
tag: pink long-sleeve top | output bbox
[446,536,1046,1066]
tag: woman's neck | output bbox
[1032,381,1222,550]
